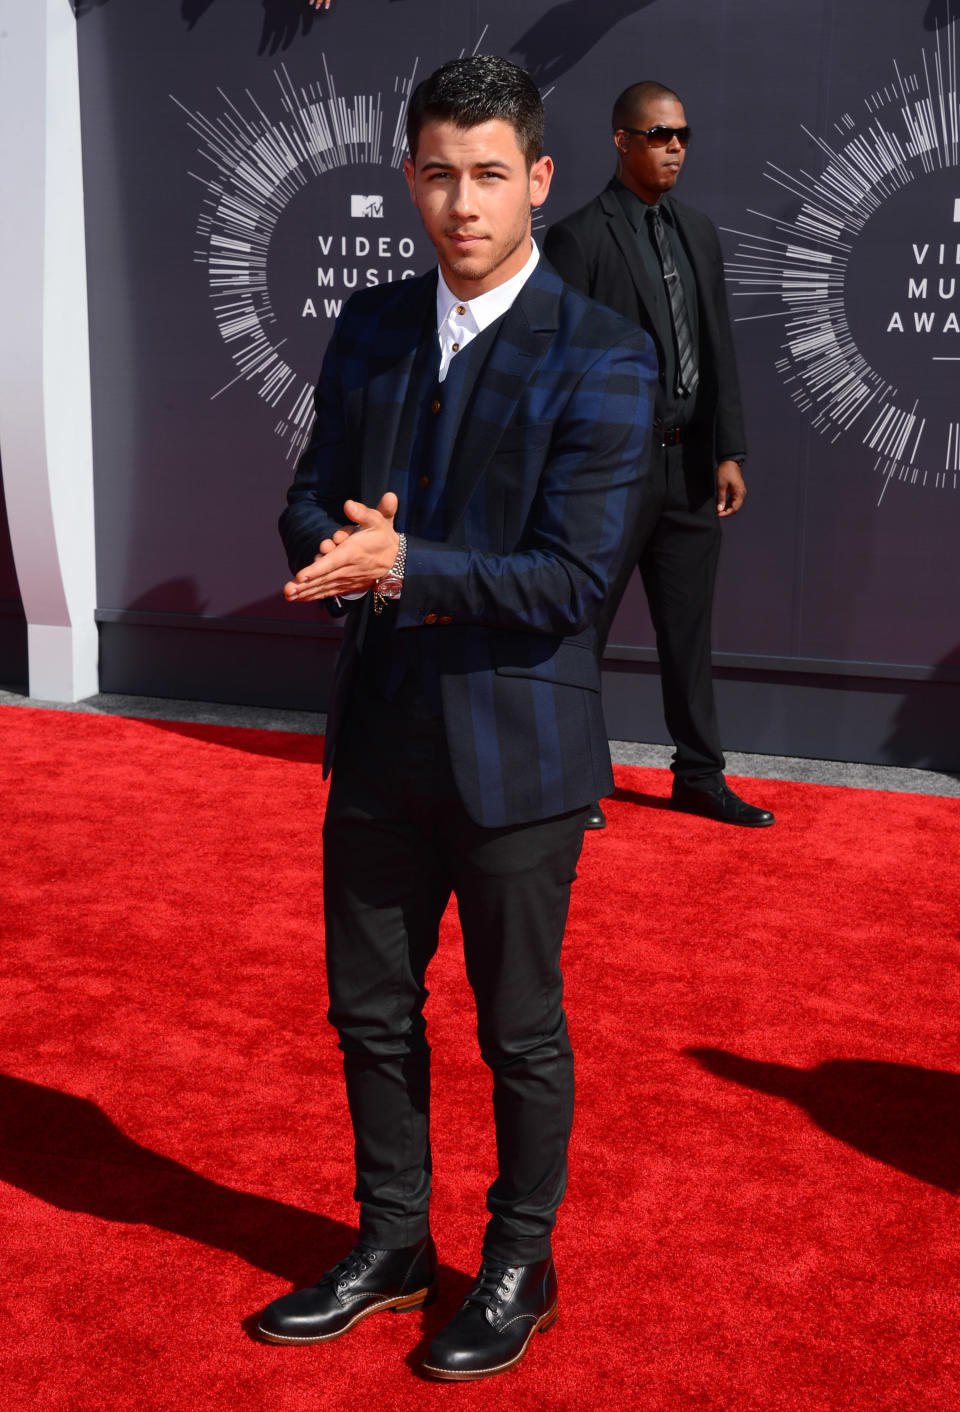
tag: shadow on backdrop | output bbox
[510,0,658,87]
[95,576,332,759]
[686,1047,960,1193]
[884,643,960,776]
[121,575,325,622]
[72,0,329,55]
[925,0,960,29]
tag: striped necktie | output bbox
[646,204,699,399]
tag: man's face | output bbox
[404,118,553,297]
[615,96,688,204]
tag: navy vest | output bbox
[359,311,505,709]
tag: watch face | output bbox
[377,570,403,597]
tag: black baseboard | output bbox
[97,617,340,713]
[94,614,960,773]
[600,659,960,773]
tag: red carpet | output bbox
[1,705,958,1410]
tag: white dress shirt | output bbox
[435,241,540,381]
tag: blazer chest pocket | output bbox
[494,638,600,692]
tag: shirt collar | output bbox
[436,241,540,334]
[613,178,670,233]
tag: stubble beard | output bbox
[444,205,532,286]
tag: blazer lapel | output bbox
[359,272,437,507]
[599,185,663,329]
[441,263,560,538]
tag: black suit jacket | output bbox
[544,183,746,462]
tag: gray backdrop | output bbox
[4,0,958,766]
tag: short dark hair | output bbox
[612,80,682,131]
[406,55,544,167]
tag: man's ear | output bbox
[403,157,417,205]
[529,154,554,210]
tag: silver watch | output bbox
[372,533,407,613]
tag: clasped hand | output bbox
[284,493,400,603]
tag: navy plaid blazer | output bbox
[280,258,657,827]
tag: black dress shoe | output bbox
[256,1235,437,1344]
[671,777,775,827]
[585,801,607,830]
[422,1256,557,1381]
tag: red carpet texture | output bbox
[1,704,958,1411]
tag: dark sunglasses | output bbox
[618,125,692,148]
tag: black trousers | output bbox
[639,439,725,782]
[321,678,587,1265]
[603,436,725,783]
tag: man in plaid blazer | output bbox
[258,56,656,1381]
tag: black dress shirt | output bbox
[613,180,701,428]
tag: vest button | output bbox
[418,474,430,488]
[431,399,441,413]
[423,613,438,625]
[438,615,453,625]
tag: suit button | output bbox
[438,616,453,625]
[431,399,441,413]
[423,613,438,625]
[418,474,430,488]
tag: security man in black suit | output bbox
[545,80,774,828]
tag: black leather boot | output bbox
[256,1235,438,1343]
[422,1255,557,1380]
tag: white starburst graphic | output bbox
[724,18,960,503]
[173,57,419,462]
[173,28,552,465]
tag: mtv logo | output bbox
[351,194,383,219]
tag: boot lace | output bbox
[465,1260,519,1314]
[324,1244,378,1292]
